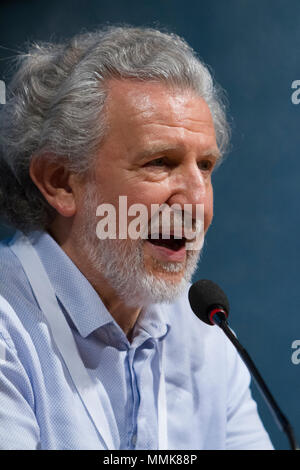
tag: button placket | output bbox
[132,339,159,449]
[126,346,139,449]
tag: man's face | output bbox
[77,79,219,306]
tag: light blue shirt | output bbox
[0,230,273,450]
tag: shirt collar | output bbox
[27,230,171,341]
[134,303,171,341]
[28,230,113,338]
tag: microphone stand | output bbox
[214,313,299,451]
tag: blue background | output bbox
[0,0,299,450]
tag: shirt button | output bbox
[131,433,137,447]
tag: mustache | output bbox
[145,206,203,241]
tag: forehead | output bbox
[103,79,218,154]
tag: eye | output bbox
[145,157,167,167]
[197,159,214,172]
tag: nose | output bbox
[167,161,210,218]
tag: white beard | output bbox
[77,185,202,308]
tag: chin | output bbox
[149,266,186,284]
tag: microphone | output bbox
[188,279,299,451]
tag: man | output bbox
[0,26,273,450]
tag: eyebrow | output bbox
[137,144,222,162]
[200,148,222,162]
[137,144,179,161]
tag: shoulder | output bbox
[0,238,35,302]
[0,238,43,352]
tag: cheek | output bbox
[204,186,214,231]
[126,181,170,209]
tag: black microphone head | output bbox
[188,279,230,325]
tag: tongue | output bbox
[146,239,186,262]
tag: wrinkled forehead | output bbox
[103,78,218,148]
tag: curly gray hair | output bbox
[0,25,230,233]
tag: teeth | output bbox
[148,233,185,240]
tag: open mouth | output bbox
[147,233,186,252]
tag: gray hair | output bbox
[0,25,230,233]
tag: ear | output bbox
[29,155,79,218]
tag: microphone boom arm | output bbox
[214,312,299,451]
